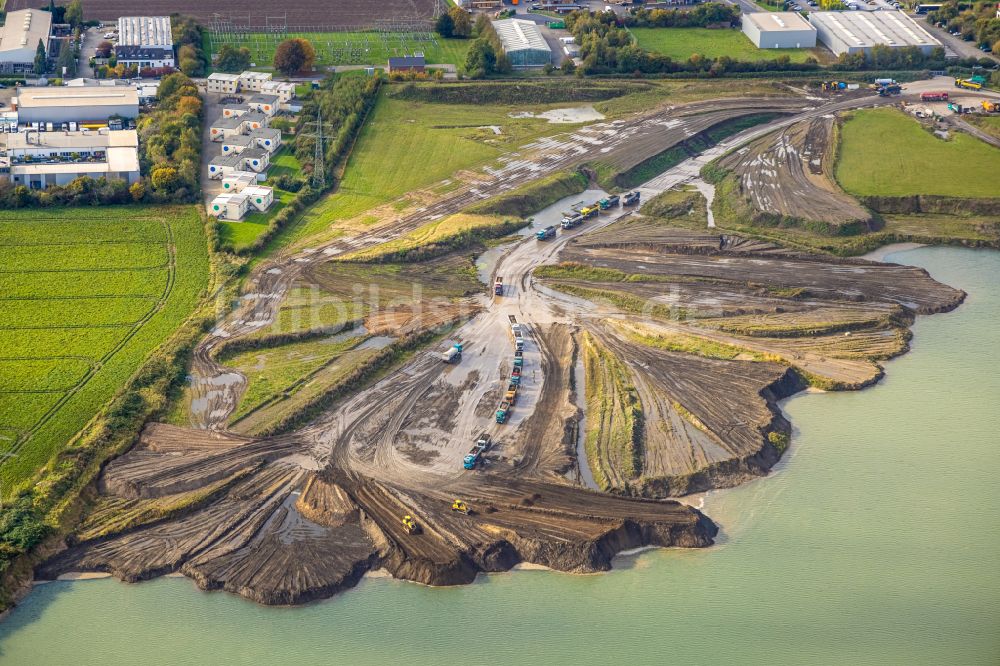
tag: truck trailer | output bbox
[441,343,462,363]
[464,434,491,469]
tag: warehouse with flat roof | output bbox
[808,11,941,56]
[0,9,53,75]
[742,12,817,49]
[492,19,552,68]
[15,86,140,123]
[117,16,173,48]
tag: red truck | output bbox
[920,91,949,102]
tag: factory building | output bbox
[117,17,173,48]
[742,12,817,49]
[0,128,140,188]
[492,19,553,68]
[808,11,941,56]
[14,86,140,124]
[0,9,53,75]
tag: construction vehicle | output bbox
[494,276,504,296]
[579,205,599,219]
[514,335,524,352]
[496,400,512,423]
[878,84,901,97]
[983,100,1000,113]
[599,195,620,209]
[513,350,524,368]
[510,366,522,385]
[920,91,949,102]
[561,213,583,229]
[955,78,982,91]
[451,499,470,514]
[508,315,521,336]
[506,382,519,405]
[464,434,491,469]
[623,191,641,206]
[947,102,963,113]
[402,515,420,534]
[441,343,462,363]
[536,225,557,241]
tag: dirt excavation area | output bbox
[713,116,874,231]
[40,89,971,607]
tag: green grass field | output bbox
[207,31,471,69]
[835,108,1000,198]
[0,206,209,491]
[273,91,587,250]
[630,27,820,63]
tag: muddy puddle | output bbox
[509,106,605,123]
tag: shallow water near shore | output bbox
[1,246,998,665]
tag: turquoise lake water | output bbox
[1,246,997,665]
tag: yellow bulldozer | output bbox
[451,499,470,515]
[982,100,1000,113]
[401,515,420,534]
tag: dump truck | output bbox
[955,79,982,90]
[580,205,599,219]
[983,100,1000,113]
[920,91,948,102]
[464,435,491,469]
[878,84,902,96]
[496,400,512,424]
[561,213,583,229]
[510,367,522,385]
[402,515,420,534]
[494,276,504,296]
[513,350,524,368]
[441,343,462,363]
[623,191,641,206]
[599,195,620,209]
[536,225,557,241]
[514,335,524,352]
[506,382,519,405]
[509,315,521,336]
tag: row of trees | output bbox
[174,16,209,77]
[435,6,474,39]
[623,4,740,28]
[0,72,203,208]
[464,14,512,78]
[927,1,1000,52]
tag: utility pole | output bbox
[299,106,327,190]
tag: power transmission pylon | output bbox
[299,107,327,190]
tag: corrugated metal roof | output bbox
[492,19,552,53]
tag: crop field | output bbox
[630,27,821,63]
[0,207,209,492]
[835,108,1000,198]
[6,0,437,25]
[207,31,471,69]
[276,91,601,250]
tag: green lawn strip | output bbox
[224,336,367,423]
[0,359,93,393]
[966,116,1000,140]
[835,108,1000,198]
[629,27,818,63]
[272,92,593,251]
[208,32,472,68]
[0,243,169,272]
[0,206,210,491]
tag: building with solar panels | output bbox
[492,19,553,68]
[808,11,941,56]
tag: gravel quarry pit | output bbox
[38,89,967,606]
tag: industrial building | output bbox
[0,9,53,75]
[114,45,175,70]
[14,86,140,124]
[0,128,140,188]
[808,11,941,56]
[492,19,553,68]
[742,12,817,49]
[388,55,426,73]
[117,17,173,48]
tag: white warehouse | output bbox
[808,11,941,56]
[742,12,817,49]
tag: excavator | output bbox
[401,515,420,534]
[451,499,471,515]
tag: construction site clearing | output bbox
[38,80,987,606]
